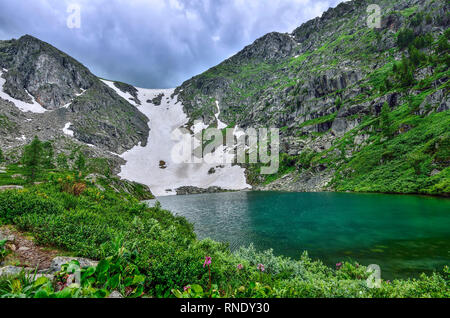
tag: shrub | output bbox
[410,12,423,27]
[380,102,393,137]
[397,28,415,49]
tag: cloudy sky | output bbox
[0,0,343,88]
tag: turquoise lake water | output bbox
[148,191,450,279]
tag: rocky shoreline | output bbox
[175,186,236,196]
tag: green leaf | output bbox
[132,275,145,285]
[123,277,133,287]
[82,267,96,280]
[191,284,203,294]
[172,289,183,298]
[96,272,108,285]
[129,285,144,298]
[33,276,50,287]
[94,289,108,298]
[34,289,49,298]
[55,288,74,298]
[96,260,110,275]
[67,262,81,274]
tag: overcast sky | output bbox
[0,0,343,88]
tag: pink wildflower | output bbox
[203,256,212,268]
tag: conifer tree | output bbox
[22,136,43,182]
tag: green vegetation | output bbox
[380,102,393,138]
[0,245,146,298]
[298,112,337,129]
[0,239,7,263]
[332,109,450,195]
[22,136,44,182]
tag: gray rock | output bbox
[431,169,441,177]
[108,291,124,298]
[0,231,15,242]
[149,93,164,106]
[0,185,24,191]
[0,266,23,277]
[175,186,231,196]
[0,266,54,281]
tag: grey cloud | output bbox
[0,0,342,88]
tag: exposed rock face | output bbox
[175,0,449,192]
[0,35,149,154]
[67,80,149,153]
[149,93,164,106]
[0,35,94,110]
[113,81,141,105]
[255,170,334,193]
[85,173,155,200]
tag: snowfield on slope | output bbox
[118,87,251,197]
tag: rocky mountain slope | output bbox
[0,0,448,196]
[0,35,149,156]
[175,0,449,195]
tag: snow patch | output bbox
[101,80,139,107]
[215,101,227,130]
[0,70,47,113]
[119,87,251,197]
[62,122,74,137]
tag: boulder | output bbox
[0,185,24,191]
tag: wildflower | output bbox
[184,285,191,292]
[203,256,212,296]
[336,262,343,269]
[257,264,265,272]
[237,264,243,270]
[203,256,212,268]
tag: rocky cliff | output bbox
[0,35,149,155]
